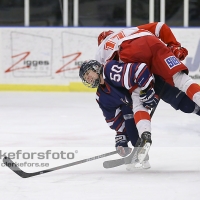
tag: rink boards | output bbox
[0,27,199,91]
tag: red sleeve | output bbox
[137,22,158,35]
[137,22,180,46]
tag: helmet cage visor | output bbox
[79,60,102,88]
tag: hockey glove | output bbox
[115,134,131,157]
[168,44,188,61]
[139,87,159,109]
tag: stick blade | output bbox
[103,148,138,169]
[3,157,28,178]
[103,158,124,168]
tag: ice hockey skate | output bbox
[125,132,152,171]
[137,131,152,164]
[126,153,151,171]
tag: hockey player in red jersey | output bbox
[96,22,190,85]
[95,22,200,140]
[97,22,188,62]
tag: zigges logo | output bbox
[5,51,82,73]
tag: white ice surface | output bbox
[0,92,200,200]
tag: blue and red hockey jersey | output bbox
[96,60,153,145]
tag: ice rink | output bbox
[0,92,200,200]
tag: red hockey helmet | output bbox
[97,30,114,46]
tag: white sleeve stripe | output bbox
[117,121,125,132]
[155,22,164,37]
[124,63,131,89]
[135,63,146,78]
[115,107,121,117]
[107,108,122,127]
[107,121,113,126]
[141,76,154,90]
[95,94,99,101]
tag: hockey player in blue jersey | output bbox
[79,59,200,170]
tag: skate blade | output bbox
[142,161,151,169]
[138,142,151,164]
[126,162,143,171]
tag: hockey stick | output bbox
[3,150,118,178]
[103,84,166,169]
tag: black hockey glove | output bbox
[115,134,131,157]
[139,87,159,109]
